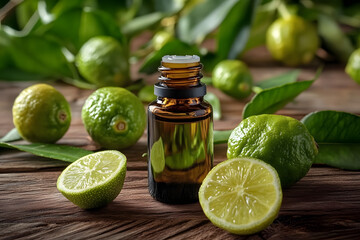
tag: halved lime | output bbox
[57,150,127,209]
[199,158,282,235]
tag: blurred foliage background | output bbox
[0,0,360,89]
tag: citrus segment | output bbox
[199,158,282,235]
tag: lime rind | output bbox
[199,157,282,235]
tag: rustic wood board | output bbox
[1,53,360,239]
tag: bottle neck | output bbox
[155,61,206,99]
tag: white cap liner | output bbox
[162,55,200,63]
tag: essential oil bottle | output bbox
[147,55,214,204]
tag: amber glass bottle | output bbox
[147,55,213,204]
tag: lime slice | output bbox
[199,158,282,235]
[150,137,165,174]
[57,150,127,209]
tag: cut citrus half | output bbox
[199,158,282,235]
[57,150,127,209]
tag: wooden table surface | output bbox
[1,49,360,239]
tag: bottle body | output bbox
[147,55,213,203]
[148,98,213,203]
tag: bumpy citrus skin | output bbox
[57,150,127,209]
[12,84,71,143]
[266,15,319,66]
[212,60,253,100]
[82,87,146,150]
[227,114,318,188]
[76,36,130,87]
[346,48,360,84]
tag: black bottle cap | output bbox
[154,82,206,98]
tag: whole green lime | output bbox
[76,36,130,87]
[345,48,360,84]
[82,87,146,149]
[227,114,318,188]
[12,84,71,143]
[212,60,253,100]
[266,15,319,66]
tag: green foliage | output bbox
[0,141,92,163]
[302,111,360,170]
[243,69,321,119]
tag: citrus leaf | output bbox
[243,69,321,119]
[302,111,360,170]
[0,128,22,142]
[177,0,238,44]
[318,14,355,62]
[204,92,221,120]
[0,142,92,163]
[217,0,259,59]
[255,70,300,92]
[214,130,232,144]
[122,12,166,36]
[243,4,276,51]
[243,81,313,119]
[36,7,124,52]
[301,111,360,143]
[139,39,200,74]
[315,144,360,170]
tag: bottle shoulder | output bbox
[148,100,212,120]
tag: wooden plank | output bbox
[0,168,359,239]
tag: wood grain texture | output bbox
[1,48,360,239]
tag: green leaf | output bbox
[315,144,360,170]
[302,111,360,170]
[318,14,355,62]
[204,92,221,120]
[243,69,321,119]
[122,12,166,36]
[177,0,238,44]
[301,111,360,143]
[255,70,300,91]
[214,130,232,144]
[217,0,259,59]
[0,142,92,163]
[0,68,48,81]
[244,4,276,51]
[154,0,184,14]
[36,7,124,52]
[139,39,200,74]
[0,128,22,142]
[5,33,75,78]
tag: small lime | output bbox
[345,48,360,84]
[199,157,282,235]
[212,60,253,100]
[76,36,130,87]
[82,87,146,150]
[57,150,127,209]
[12,84,71,143]
[227,114,318,188]
[266,15,319,66]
